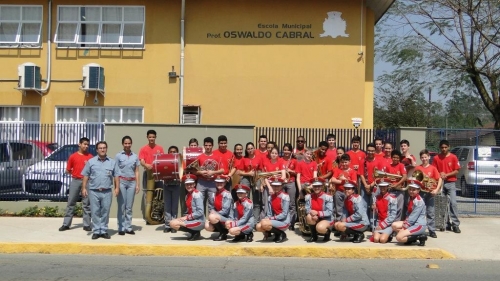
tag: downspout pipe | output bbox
[40,0,52,93]
[179,0,185,124]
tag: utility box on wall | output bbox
[18,63,41,90]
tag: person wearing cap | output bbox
[305,177,334,242]
[334,179,369,243]
[205,175,233,241]
[372,178,397,243]
[256,176,291,243]
[392,178,427,246]
[169,174,205,241]
[226,184,255,242]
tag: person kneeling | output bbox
[334,180,369,243]
[225,184,255,242]
[169,175,205,241]
[256,176,291,243]
[372,178,397,243]
[305,177,334,242]
[392,179,427,246]
[205,175,233,241]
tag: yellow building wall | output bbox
[0,0,375,128]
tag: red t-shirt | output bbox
[262,158,285,172]
[297,161,317,184]
[415,165,440,181]
[66,152,93,179]
[238,156,262,172]
[315,155,334,176]
[326,148,337,160]
[376,156,392,172]
[139,144,165,165]
[374,152,385,160]
[346,150,366,171]
[255,149,269,163]
[332,168,358,192]
[359,157,379,184]
[213,149,234,174]
[232,156,244,172]
[432,153,460,182]
[281,157,297,182]
[387,162,407,177]
[196,153,223,180]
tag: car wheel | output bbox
[461,178,473,198]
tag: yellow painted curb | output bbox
[0,243,455,259]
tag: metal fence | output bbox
[0,123,104,202]
[426,128,500,215]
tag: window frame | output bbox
[0,5,43,47]
[54,5,145,49]
[55,106,144,124]
[0,106,40,123]
[182,106,201,124]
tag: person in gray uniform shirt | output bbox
[114,136,140,236]
[82,141,117,240]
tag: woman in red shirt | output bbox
[282,143,298,230]
[238,142,262,223]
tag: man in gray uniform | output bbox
[82,141,117,240]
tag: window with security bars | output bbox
[0,106,40,140]
[56,107,143,123]
[54,6,145,49]
[0,5,43,48]
[182,106,201,124]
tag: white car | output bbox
[23,144,96,201]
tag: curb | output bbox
[0,243,455,259]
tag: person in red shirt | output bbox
[238,142,263,223]
[377,142,393,172]
[346,136,366,176]
[255,135,268,163]
[314,141,333,181]
[432,140,461,233]
[374,137,385,160]
[59,137,94,232]
[228,143,244,200]
[387,150,408,221]
[195,137,224,212]
[326,133,338,160]
[262,147,286,218]
[294,136,307,162]
[415,149,443,238]
[400,139,417,176]
[296,148,318,196]
[330,154,358,222]
[359,143,379,223]
[138,129,165,197]
[282,143,298,230]
[213,135,234,191]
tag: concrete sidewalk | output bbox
[0,217,497,260]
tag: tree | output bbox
[376,1,500,128]
[445,92,493,128]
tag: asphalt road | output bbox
[0,255,498,281]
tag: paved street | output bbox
[0,255,499,281]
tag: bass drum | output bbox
[182,147,204,172]
[152,153,183,181]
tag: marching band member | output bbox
[400,139,417,175]
[330,154,358,222]
[195,137,224,212]
[226,184,255,242]
[188,138,199,148]
[325,133,338,160]
[170,174,205,241]
[205,175,233,241]
[386,150,408,221]
[296,148,318,197]
[213,135,234,191]
[334,180,369,243]
[374,137,385,160]
[228,143,244,200]
[282,143,298,230]
[332,146,346,170]
[415,149,443,238]
[377,142,393,171]
[255,135,268,162]
[262,147,286,218]
[392,178,427,246]
[346,136,366,175]
[256,176,291,243]
[294,136,307,161]
[372,178,397,243]
[305,177,334,242]
[238,142,263,223]
[163,146,181,233]
[314,141,333,180]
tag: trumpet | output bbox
[253,171,290,184]
[373,169,403,180]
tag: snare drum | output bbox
[152,154,183,181]
[182,147,204,171]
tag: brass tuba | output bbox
[144,169,165,225]
[412,170,438,192]
[297,197,311,235]
[373,168,407,190]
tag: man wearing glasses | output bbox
[294,136,307,162]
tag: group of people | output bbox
[58,129,462,246]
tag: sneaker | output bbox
[445,225,452,231]
[59,225,70,231]
[429,231,437,238]
[452,226,461,234]
[118,231,125,236]
[83,226,91,231]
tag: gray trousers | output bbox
[359,182,373,222]
[197,179,216,213]
[421,192,435,232]
[283,182,297,224]
[117,179,136,232]
[89,188,112,234]
[240,177,262,223]
[443,181,460,227]
[164,182,180,228]
[334,190,345,222]
[391,190,404,221]
[63,179,91,228]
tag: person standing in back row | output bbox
[59,137,93,232]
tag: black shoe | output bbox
[334,231,341,237]
[288,225,295,231]
[163,228,171,233]
[445,225,452,231]
[232,234,245,242]
[125,230,135,235]
[171,229,177,233]
[187,231,201,241]
[59,225,70,231]
[275,231,287,243]
[308,235,318,243]
[83,226,91,231]
[101,233,111,239]
[352,232,365,243]
[417,235,427,246]
[452,226,461,234]
[214,233,228,241]
[246,232,254,242]
[429,231,437,238]
[308,226,318,243]
[91,234,100,240]
[404,235,418,245]
[118,231,125,236]
[263,231,271,240]
[323,230,331,242]
[387,235,393,243]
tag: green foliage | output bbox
[13,205,64,217]
[74,203,83,217]
[16,206,42,217]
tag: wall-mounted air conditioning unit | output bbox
[18,63,41,90]
[81,63,105,92]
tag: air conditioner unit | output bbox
[81,63,104,91]
[18,63,41,89]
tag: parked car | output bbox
[0,140,47,194]
[27,141,58,157]
[22,144,96,201]
[450,146,500,197]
